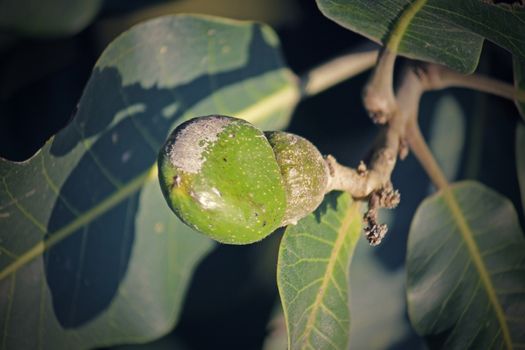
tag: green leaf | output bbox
[270,235,417,350]
[0,14,299,349]
[277,192,362,350]
[0,0,101,37]
[514,56,525,120]
[407,181,525,348]
[316,0,525,74]
[517,122,525,218]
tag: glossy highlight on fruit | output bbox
[158,115,330,244]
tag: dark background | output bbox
[0,0,521,349]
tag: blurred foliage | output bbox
[428,95,466,185]
[277,192,361,350]
[0,0,102,37]
[517,123,525,218]
[0,13,296,350]
[95,0,301,49]
[407,182,525,348]
[514,56,525,120]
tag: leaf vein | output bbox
[2,177,47,234]
[298,203,358,350]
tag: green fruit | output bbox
[158,115,329,244]
[265,131,329,226]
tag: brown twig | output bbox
[362,48,398,124]
[297,47,522,245]
[300,50,379,98]
[401,62,524,191]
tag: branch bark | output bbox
[356,60,524,198]
[296,48,523,245]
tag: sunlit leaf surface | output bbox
[407,181,525,349]
[277,192,362,350]
[0,14,299,349]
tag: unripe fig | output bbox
[264,131,329,226]
[158,115,329,244]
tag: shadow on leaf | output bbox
[43,22,288,328]
[314,191,342,223]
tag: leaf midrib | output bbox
[0,166,156,281]
[296,201,359,350]
[443,187,512,349]
[0,77,299,281]
[386,0,428,52]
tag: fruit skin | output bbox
[265,131,329,225]
[158,115,331,244]
[158,115,287,244]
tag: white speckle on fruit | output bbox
[191,190,220,210]
[167,116,231,173]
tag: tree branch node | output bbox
[363,191,388,246]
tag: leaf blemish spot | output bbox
[170,175,182,191]
[154,222,165,233]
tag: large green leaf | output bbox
[0,14,299,349]
[268,238,416,350]
[316,0,525,74]
[277,192,362,350]
[517,122,525,218]
[514,56,525,120]
[0,0,101,37]
[407,181,525,348]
